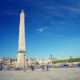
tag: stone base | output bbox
[16,53,26,68]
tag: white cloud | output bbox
[51,22,56,24]
[51,21,73,26]
[36,27,48,32]
[44,26,48,29]
[36,28,44,32]
[43,6,56,10]
[60,5,80,14]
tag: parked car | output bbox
[77,64,80,67]
[15,67,23,71]
[56,63,69,68]
[63,64,69,67]
[2,65,9,70]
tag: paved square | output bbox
[0,68,80,80]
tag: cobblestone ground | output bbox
[0,68,80,80]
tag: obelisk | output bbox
[16,9,26,68]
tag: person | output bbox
[46,65,49,71]
[31,65,34,71]
[0,62,3,71]
[41,65,44,71]
[53,63,56,68]
[44,65,47,71]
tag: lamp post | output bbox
[23,54,26,71]
[50,54,53,64]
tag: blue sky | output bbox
[0,0,80,58]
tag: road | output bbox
[0,68,80,80]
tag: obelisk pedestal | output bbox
[16,9,26,69]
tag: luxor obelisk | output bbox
[16,9,26,68]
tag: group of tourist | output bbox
[30,65,34,71]
[30,65,49,71]
[41,65,49,71]
[0,63,49,71]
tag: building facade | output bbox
[0,57,72,68]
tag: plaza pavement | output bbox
[0,68,80,80]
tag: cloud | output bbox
[42,5,66,18]
[51,22,56,24]
[36,27,48,32]
[43,6,56,10]
[65,7,80,14]
[59,5,80,15]
[42,4,80,19]
[51,21,73,26]
[36,28,44,32]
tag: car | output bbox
[2,65,9,70]
[77,64,80,67]
[63,64,69,67]
[15,67,23,71]
[56,64,69,68]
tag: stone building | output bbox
[0,57,53,67]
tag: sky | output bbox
[0,0,80,58]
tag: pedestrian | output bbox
[46,65,49,71]
[31,65,34,71]
[44,65,47,71]
[0,62,3,71]
[41,65,44,71]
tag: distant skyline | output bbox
[0,0,80,58]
